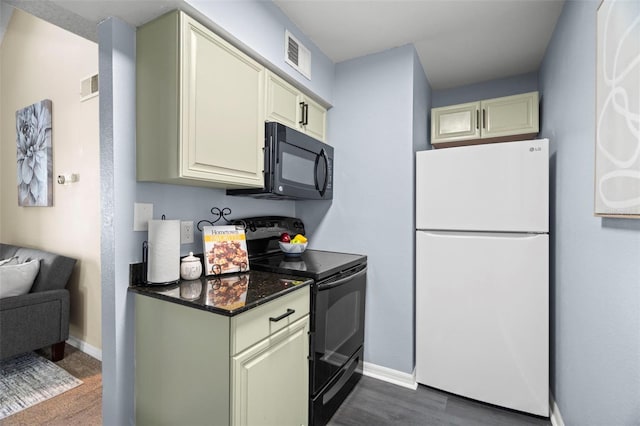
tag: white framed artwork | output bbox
[16,99,53,207]
[595,0,640,217]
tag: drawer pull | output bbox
[270,308,295,322]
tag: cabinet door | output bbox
[181,14,265,188]
[231,315,309,426]
[431,102,480,144]
[301,96,327,142]
[481,91,539,139]
[265,71,327,142]
[266,71,302,129]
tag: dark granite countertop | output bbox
[128,269,312,317]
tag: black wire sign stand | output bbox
[197,207,235,231]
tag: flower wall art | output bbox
[595,0,640,217]
[16,99,53,207]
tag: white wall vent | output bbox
[285,30,311,80]
[80,73,99,101]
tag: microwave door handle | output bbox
[314,151,321,192]
[320,149,329,196]
[314,149,329,196]
[264,134,275,190]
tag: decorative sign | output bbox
[202,225,249,275]
[595,0,640,217]
[16,99,53,207]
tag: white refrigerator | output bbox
[415,139,549,417]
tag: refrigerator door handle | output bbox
[417,230,547,239]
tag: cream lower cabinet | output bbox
[137,11,265,188]
[135,286,310,426]
[231,317,309,426]
[431,91,539,148]
[265,71,327,142]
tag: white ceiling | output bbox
[273,0,565,89]
[4,0,565,90]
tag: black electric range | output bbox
[249,249,366,281]
[234,216,367,426]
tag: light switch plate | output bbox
[134,203,153,231]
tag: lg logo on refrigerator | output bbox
[529,147,542,152]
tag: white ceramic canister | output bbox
[180,252,202,281]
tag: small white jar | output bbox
[180,252,202,281]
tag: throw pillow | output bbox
[0,256,18,266]
[0,258,40,299]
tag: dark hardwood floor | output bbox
[328,376,551,426]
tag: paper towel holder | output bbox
[141,240,180,286]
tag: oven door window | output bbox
[312,268,366,394]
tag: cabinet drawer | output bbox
[231,286,310,354]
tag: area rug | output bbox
[0,352,83,420]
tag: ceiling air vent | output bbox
[80,73,99,102]
[285,30,311,80]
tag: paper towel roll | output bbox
[147,219,180,284]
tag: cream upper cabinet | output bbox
[266,71,327,142]
[482,92,539,139]
[137,11,265,188]
[302,96,327,142]
[266,71,300,129]
[431,91,539,148]
[431,102,481,143]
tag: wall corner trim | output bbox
[550,392,565,426]
[362,362,418,390]
[67,335,103,361]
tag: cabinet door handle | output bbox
[303,103,309,125]
[299,102,305,125]
[476,109,479,130]
[270,308,295,322]
[482,108,486,129]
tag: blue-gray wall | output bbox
[98,17,137,425]
[539,1,640,425]
[297,45,430,374]
[136,183,295,256]
[413,49,430,153]
[431,71,538,108]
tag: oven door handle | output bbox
[317,267,366,291]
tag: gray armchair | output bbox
[0,243,76,361]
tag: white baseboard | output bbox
[362,361,418,390]
[66,335,102,361]
[550,392,565,426]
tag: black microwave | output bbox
[228,122,333,200]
